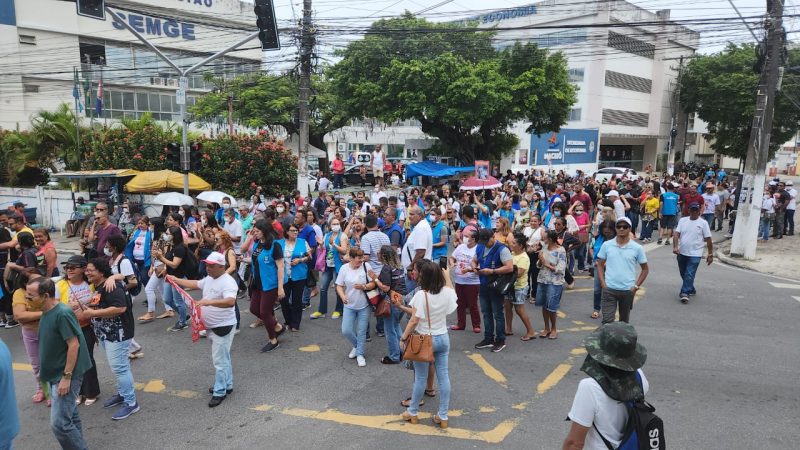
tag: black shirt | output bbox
[90,282,134,342]
[166,244,188,278]
[0,227,10,267]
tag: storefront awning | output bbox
[52,169,140,179]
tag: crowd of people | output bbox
[0,161,796,450]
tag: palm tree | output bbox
[29,103,81,171]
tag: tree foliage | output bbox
[328,13,577,164]
[680,43,800,160]
[190,72,348,151]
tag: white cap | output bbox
[616,217,632,227]
[201,252,226,266]
[606,190,620,197]
[787,181,794,186]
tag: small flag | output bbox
[166,277,206,342]
[72,68,84,113]
[95,77,104,116]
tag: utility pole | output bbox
[730,0,785,259]
[668,55,687,175]
[296,0,314,196]
[227,95,235,135]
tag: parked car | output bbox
[592,167,638,183]
[344,164,375,186]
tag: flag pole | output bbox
[72,67,81,167]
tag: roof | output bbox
[405,161,473,179]
[52,169,140,179]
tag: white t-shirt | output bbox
[567,370,650,450]
[401,219,433,270]
[223,219,244,254]
[761,196,775,213]
[451,244,479,285]
[675,217,712,257]
[371,190,387,206]
[409,287,458,336]
[613,199,626,220]
[196,273,238,328]
[111,256,136,278]
[132,233,147,260]
[701,192,720,215]
[372,151,384,169]
[335,262,372,310]
[318,177,332,192]
[786,188,797,210]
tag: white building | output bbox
[0,0,264,131]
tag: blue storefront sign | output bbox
[112,12,196,40]
[530,129,599,165]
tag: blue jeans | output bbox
[572,243,587,271]
[592,261,602,312]
[405,273,417,292]
[383,304,403,361]
[49,375,87,450]
[759,216,773,240]
[626,210,640,234]
[209,329,235,397]
[407,333,451,420]
[640,220,655,240]
[676,254,700,297]
[163,279,188,326]
[479,285,505,343]
[341,307,370,357]
[100,339,137,406]
[702,213,714,229]
[318,267,343,314]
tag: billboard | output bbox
[530,129,599,166]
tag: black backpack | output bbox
[594,373,665,450]
[116,257,142,297]
[182,246,200,280]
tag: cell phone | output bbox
[439,256,448,269]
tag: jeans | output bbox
[572,243,587,271]
[626,210,640,234]
[49,375,87,450]
[383,304,403,362]
[592,261,602,312]
[100,339,137,406]
[601,288,634,324]
[209,329,235,397]
[640,220,655,240]
[407,333,451,420]
[702,213,714,229]
[677,254,701,297]
[405,273,417,292]
[479,285,505,343]
[318,267,343,315]
[133,259,147,289]
[341,306,370,357]
[759,216,773,240]
[163,279,187,326]
[250,288,279,340]
[334,173,344,189]
[281,279,305,330]
[786,209,795,234]
[774,210,785,236]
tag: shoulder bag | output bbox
[362,263,383,306]
[401,292,434,363]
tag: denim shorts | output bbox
[506,286,529,305]
[535,283,563,312]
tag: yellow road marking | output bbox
[573,275,591,279]
[558,326,597,333]
[564,288,593,293]
[479,406,497,413]
[572,320,586,325]
[512,402,528,410]
[557,311,567,319]
[299,344,321,352]
[132,379,199,399]
[251,404,274,412]
[277,407,519,444]
[143,379,166,393]
[570,348,587,356]
[13,363,32,372]
[536,363,572,394]
[465,353,507,388]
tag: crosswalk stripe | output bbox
[793,296,800,303]
[769,282,800,289]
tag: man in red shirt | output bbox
[331,154,345,189]
[680,182,704,216]
[571,183,593,214]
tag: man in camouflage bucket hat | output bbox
[563,322,649,450]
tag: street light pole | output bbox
[296,0,314,197]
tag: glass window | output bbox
[171,95,178,112]
[161,95,173,112]
[111,110,122,119]
[122,92,135,111]
[110,91,122,110]
[136,93,149,111]
[149,93,160,111]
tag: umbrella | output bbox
[125,170,211,193]
[151,192,195,206]
[459,175,502,191]
[196,190,238,206]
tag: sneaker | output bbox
[208,396,226,408]
[331,312,341,319]
[491,342,507,353]
[234,328,241,335]
[168,323,188,332]
[209,387,234,395]
[103,394,125,409]
[348,347,358,359]
[0,319,6,328]
[377,332,385,338]
[680,296,689,304]
[111,402,140,420]
[199,330,207,338]
[664,240,671,245]
[4,320,20,329]
[128,349,144,359]
[474,339,494,349]
[657,239,662,244]
[260,342,280,353]
[309,312,324,319]
[356,355,366,367]
[302,304,311,311]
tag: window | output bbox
[136,93,149,111]
[79,42,106,65]
[604,70,652,93]
[23,84,39,93]
[607,32,655,59]
[161,95,173,113]
[602,109,649,127]
[568,68,584,83]
[122,92,135,111]
[568,108,581,122]
[532,30,587,48]
[19,34,36,45]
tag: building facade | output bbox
[0,0,263,131]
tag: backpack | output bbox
[116,257,142,297]
[594,373,665,450]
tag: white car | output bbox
[593,167,638,183]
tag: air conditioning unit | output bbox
[150,77,164,86]
[337,143,346,152]
[166,79,179,88]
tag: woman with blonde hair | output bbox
[494,217,511,245]
[368,245,408,364]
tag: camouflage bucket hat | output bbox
[583,322,647,372]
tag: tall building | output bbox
[0,0,264,131]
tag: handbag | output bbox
[374,296,391,318]
[401,292,434,363]
[362,264,383,306]
[480,244,514,295]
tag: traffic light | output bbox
[189,142,202,172]
[165,142,180,171]
[77,0,105,20]
[254,0,280,51]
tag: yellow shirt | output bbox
[512,252,530,289]
[643,197,660,217]
[12,288,44,312]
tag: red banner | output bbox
[166,278,206,342]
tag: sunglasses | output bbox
[95,208,107,212]
[616,224,631,230]
[65,265,81,270]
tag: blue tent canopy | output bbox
[405,161,473,179]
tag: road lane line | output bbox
[769,282,800,289]
[536,363,572,395]
[564,288,593,294]
[299,344,321,352]
[793,296,800,303]
[465,353,508,388]
[12,363,32,372]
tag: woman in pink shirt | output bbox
[568,202,591,272]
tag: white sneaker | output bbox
[199,330,207,338]
[356,355,366,367]
[348,348,357,359]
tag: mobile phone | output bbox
[439,256,448,269]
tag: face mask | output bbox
[429,215,437,222]
[103,248,113,257]
[162,234,172,242]
[554,211,562,217]
[222,203,231,209]
[201,218,207,226]
[276,207,285,214]
[520,208,527,213]
[123,207,129,213]
[331,225,341,232]
[178,210,185,217]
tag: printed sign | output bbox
[530,129,599,166]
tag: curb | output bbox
[714,248,800,282]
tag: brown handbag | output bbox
[401,292,434,363]
[374,297,391,318]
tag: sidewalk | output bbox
[51,234,85,261]
[715,232,800,281]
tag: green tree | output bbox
[328,13,577,164]
[679,43,800,160]
[190,72,348,151]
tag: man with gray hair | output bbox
[400,206,432,291]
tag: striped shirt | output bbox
[360,230,390,273]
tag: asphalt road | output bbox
[5,237,799,449]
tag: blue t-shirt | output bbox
[0,338,19,446]
[660,192,679,216]
[597,239,647,290]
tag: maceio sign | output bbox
[530,129,600,166]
